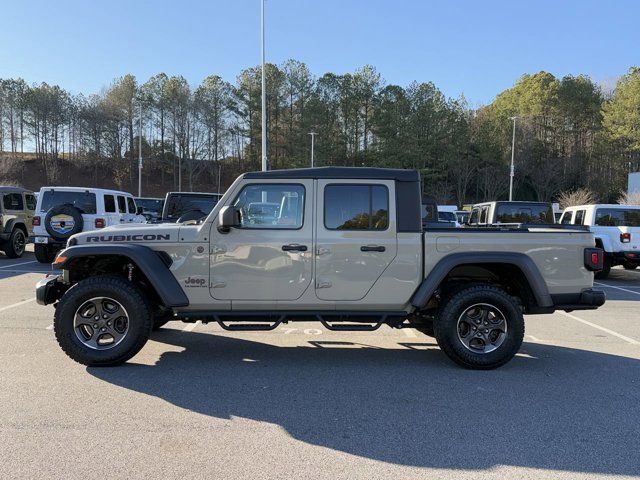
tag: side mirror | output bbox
[218,206,240,233]
[136,206,144,215]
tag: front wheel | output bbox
[54,275,153,366]
[434,285,524,369]
[594,258,612,279]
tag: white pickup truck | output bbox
[560,204,640,278]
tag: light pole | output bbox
[138,103,143,197]
[309,132,317,168]
[260,0,267,171]
[509,116,517,201]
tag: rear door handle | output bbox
[282,244,308,252]
[360,245,386,252]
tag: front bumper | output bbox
[35,275,67,306]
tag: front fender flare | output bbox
[410,252,553,309]
[55,244,189,307]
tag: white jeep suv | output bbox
[32,187,146,263]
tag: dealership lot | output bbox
[1,249,639,480]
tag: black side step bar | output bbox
[316,314,386,331]
[215,315,285,331]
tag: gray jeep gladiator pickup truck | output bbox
[36,167,605,369]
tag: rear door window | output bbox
[574,210,586,225]
[117,196,126,214]
[40,191,97,214]
[595,208,640,227]
[104,195,116,213]
[561,212,573,224]
[324,185,388,230]
[3,193,24,211]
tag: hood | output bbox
[70,223,182,246]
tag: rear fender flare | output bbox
[410,252,553,309]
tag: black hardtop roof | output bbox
[243,166,419,182]
[0,186,30,193]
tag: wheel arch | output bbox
[410,252,553,311]
[55,244,189,308]
[3,219,27,235]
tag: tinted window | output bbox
[469,209,479,224]
[25,194,36,210]
[104,195,116,213]
[595,208,640,227]
[164,194,221,220]
[479,207,488,224]
[494,203,554,224]
[422,204,437,222]
[127,197,136,214]
[438,211,456,222]
[136,198,163,214]
[117,196,126,213]
[41,191,97,214]
[574,210,585,225]
[324,185,388,230]
[233,184,304,229]
[561,212,573,224]
[3,193,24,210]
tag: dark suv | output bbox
[0,186,36,258]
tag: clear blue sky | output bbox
[1,0,638,106]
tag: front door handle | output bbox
[360,245,386,252]
[282,244,308,252]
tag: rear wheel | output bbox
[54,275,153,366]
[4,228,26,258]
[434,285,524,369]
[34,244,57,263]
[623,261,637,270]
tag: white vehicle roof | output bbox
[38,186,135,196]
[565,204,640,210]
[438,205,458,212]
[166,191,222,196]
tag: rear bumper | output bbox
[35,275,67,306]
[551,288,606,312]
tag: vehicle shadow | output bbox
[89,330,640,475]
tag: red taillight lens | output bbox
[620,233,631,243]
[584,248,603,271]
[591,252,599,265]
[94,218,105,228]
[32,216,41,226]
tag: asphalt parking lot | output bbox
[1,247,639,480]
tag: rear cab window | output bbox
[324,184,389,230]
[40,191,97,214]
[595,208,640,227]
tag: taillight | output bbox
[620,232,631,243]
[584,248,603,271]
[32,216,41,226]
[95,218,105,228]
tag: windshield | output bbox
[137,198,164,214]
[494,203,554,224]
[595,208,640,227]
[40,190,97,214]
[438,211,457,222]
[164,194,221,219]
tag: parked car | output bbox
[135,197,164,222]
[438,205,461,227]
[161,191,222,223]
[456,210,471,224]
[0,186,36,258]
[468,201,555,226]
[37,167,605,370]
[560,204,640,278]
[32,187,145,263]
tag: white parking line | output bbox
[182,320,201,332]
[0,260,37,270]
[0,298,37,313]
[595,282,640,297]
[559,311,640,345]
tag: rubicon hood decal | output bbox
[85,234,172,242]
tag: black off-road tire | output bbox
[34,244,57,264]
[595,258,612,279]
[152,315,170,331]
[54,275,153,366]
[3,228,26,258]
[434,285,524,369]
[623,262,637,270]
